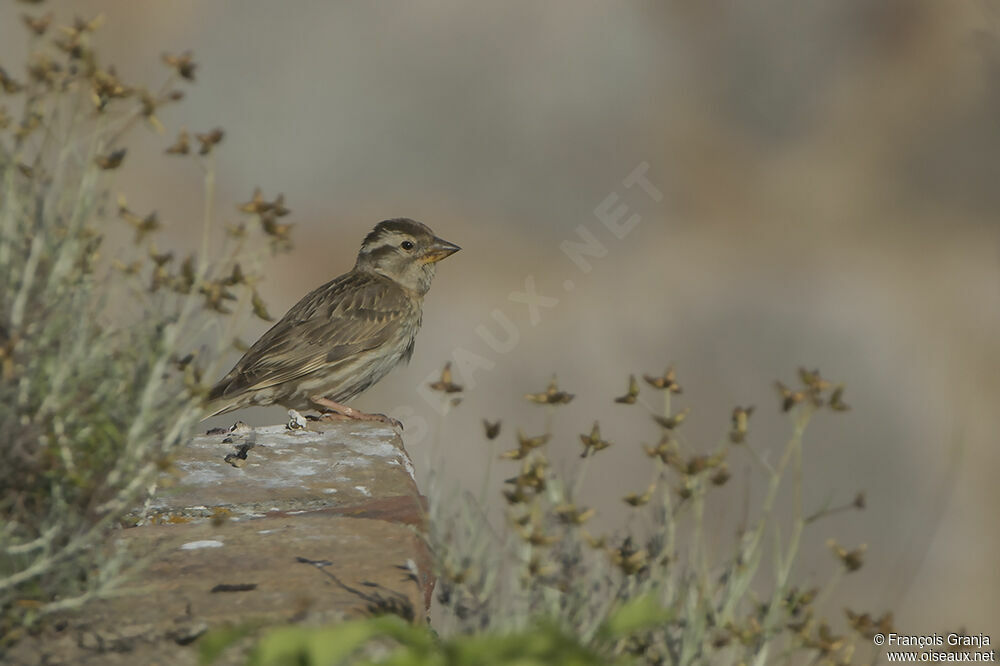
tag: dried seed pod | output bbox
[729,405,754,443]
[524,375,574,405]
[22,12,53,36]
[827,539,866,572]
[165,129,190,155]
[482,419,501,440]
[554,504,594,525]
[614,374,639,404]
[516,430,550,451]
[776,381,805,412]
[653,407,690,430]
[644,366,682,393]
[429,362,463,393]
[578,421,611,458]
[95,148,126,170]
[163,51,197,81]
[195,127,224,155]
[829,385,851,412]
[623,482,656,507]
[251,290,273,322]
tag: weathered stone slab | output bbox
[5,420,435,666]
[148,421,420,519]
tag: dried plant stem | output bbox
[719,405,814,628]
[570,451,592,501]
[750,407,812,666]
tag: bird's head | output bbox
[356,218,460,294]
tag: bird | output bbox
[204,218,460,426]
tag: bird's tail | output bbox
[200,379,238,421]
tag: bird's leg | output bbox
[310,396,402,430]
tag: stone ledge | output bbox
[6,420,435,666]
[148,421,420,519]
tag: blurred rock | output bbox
[6,421,432,666]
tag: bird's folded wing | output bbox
[209,271,411,400]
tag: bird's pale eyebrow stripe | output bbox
[361,244,399,261]
[361,229,385,247]
[362,229,400,248]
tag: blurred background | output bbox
[3,0,998,638]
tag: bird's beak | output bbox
[423,237,461,264]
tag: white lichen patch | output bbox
[174,463,227,486]
[386,457,416,480]
[341,439,398,459]
[180,540,223,550]
[350,426,397,439]
[250,425,329,444]
[274,462,319,477]
[339,437,415,481]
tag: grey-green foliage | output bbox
[0,129,200,616]
[421,373,872,666]
[0,15,284,634]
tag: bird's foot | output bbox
[310,396,403,430]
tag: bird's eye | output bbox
[401,240,415,251]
